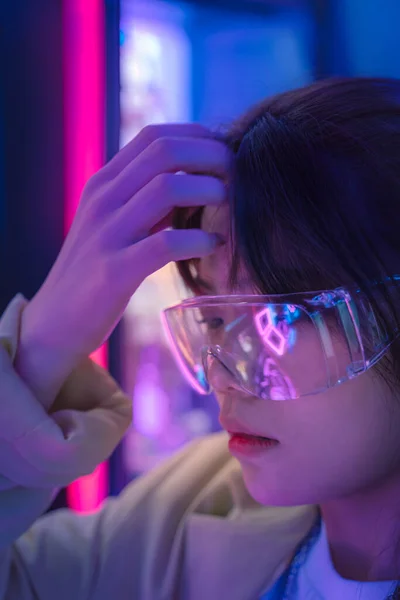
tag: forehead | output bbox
[199,205,256,295]
[201,204,230,236]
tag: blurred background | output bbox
[1,0,400,512]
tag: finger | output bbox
[147,205,200,235]
[105,137,231,209]
[114,173,226,244]
[95,123,214,183]
[117,229,218,292]
[149,207,200,235]
[149,214,173,235]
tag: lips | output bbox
[228,432,272,442]
[228,432,279,454]
[219,417,277,442]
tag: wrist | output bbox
[14,303,81,412]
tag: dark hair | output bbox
[174,77,400,383]
[174,76,400,593]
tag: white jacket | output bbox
[0,296,317,599]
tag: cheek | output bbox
[298,376,400,489]
[239,373,400,506]
[253,320,349,401]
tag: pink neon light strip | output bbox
[63,0,108,512]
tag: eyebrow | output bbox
[194,276,216,294]
[194,275,256,295]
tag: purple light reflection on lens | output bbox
[254,306,287,356]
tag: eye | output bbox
[197,317,224,330]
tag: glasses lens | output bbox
[163,290,396,400]
[164,301,335,399]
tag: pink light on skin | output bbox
[254,307,287,356]
[63,0,108,512]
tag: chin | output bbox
[240,463,319,507]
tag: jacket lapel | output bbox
[180,460,317,600]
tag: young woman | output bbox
[1,77,400,599]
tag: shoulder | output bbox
[119,431,235,510]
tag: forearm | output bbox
[14,301,82,412]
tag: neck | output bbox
[320,472,400,582]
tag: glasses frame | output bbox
[162,282,400,399]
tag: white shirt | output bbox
[296,521,396,599]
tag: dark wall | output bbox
[0,0,65,313]
[339,0,400,78]
[0,75,6,303]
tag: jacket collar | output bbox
[180,455,318,599]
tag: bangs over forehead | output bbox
[172,130,343,297]
[174,77,400,299]
[227,118,343,296]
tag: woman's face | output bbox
[199,204,400,506]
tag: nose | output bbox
[204,351,244,395]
